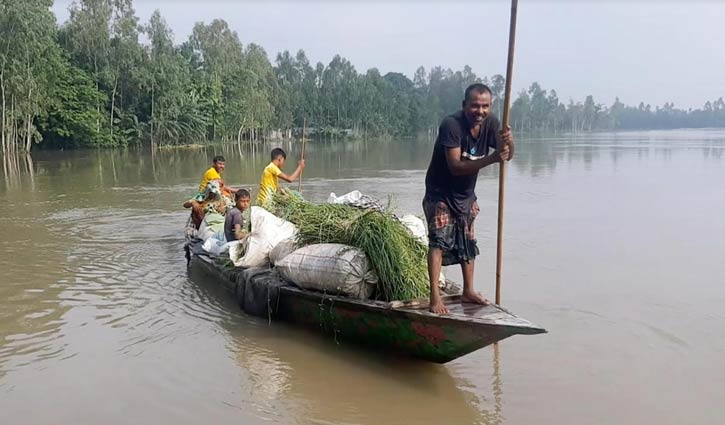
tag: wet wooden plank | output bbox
[387,294,460,310]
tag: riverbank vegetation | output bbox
[2,0,725,152]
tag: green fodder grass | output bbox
[264,190,429,301]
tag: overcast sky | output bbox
[53,0,725,110]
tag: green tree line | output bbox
[2,0,725,152]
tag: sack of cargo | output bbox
[202,237,233,256]
[275,243,378,299]
[198,212,226,241]
[327,190,384,211]
[269,238,297,265]
[399,214,427,245]
[229,206,297,268]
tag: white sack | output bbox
[269,238,297,265]
[327,190,363,204]
[230,206,297,268]
[276,243,378,299]
[327,190,384,210]
[202,237,235,256]
[400,214,427,245]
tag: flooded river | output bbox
[1,129,724,424]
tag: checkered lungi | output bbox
[422,196,480,266]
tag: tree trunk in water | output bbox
[10,94,15,154]
[1,73,5,155]
[25,114,32,152]
[25,152,35,189]
[237,125,245,144]
[96,82,101,133]
[150,83,155,147]
[24,85,33,152]
[110,78,118,141]
[2,152,8,183]
[237,124,245,157]
[250,114,255,144]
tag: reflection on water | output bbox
[188,264,503,425]
[1,129,724,424]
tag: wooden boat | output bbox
[185,238,545,363]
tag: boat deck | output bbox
[390,294,543,332]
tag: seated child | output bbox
[225,189,251,242]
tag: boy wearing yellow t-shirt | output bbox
[257,148,305,204]
[184,155,235,228]
[198,159,223,194]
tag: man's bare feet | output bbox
[429,299,449,314]
[462,290,491,306]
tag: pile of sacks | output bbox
[199,191,440,301]
[224,206,378,300]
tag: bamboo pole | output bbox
[492,340,503,420]
[496,0,518,306]
[297,118,307,192]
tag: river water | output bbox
[1,129,723,425]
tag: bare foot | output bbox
[429,300,449,314]
[462,290,491,306]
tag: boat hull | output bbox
[187,242,545,363]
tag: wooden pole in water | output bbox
[496,0,518,306]
[297,118,307,192]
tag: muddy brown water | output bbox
[1,130,724,425]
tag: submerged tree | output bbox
[1,0,63,153]
[3,0,722,152]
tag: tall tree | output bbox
[59,0,112,135]
[0,0,61,152]
[144,10,207,146]
[185,19,245,141]
[107,0,144,144]
[5,0,724,151]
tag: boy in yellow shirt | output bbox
[185,155,236,228]
[197,155,226,195]
[258,148,305,204]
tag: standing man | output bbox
[423,83,514,314]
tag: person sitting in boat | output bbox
[193,180,235,241]
[257,148,305,205]
[202,181,233,216]
[225,189,251,242]
[423,83,514,314]
[184,155,236,228]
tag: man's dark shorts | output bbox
[422,197,480,266]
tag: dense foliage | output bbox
[2,0,724,152]
[265,189,430,302]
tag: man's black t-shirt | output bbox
[424,111,501,216]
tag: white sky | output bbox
[53,0,725,110]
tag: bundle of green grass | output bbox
[264,190,429,301]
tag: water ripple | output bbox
[1,206,242,371]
